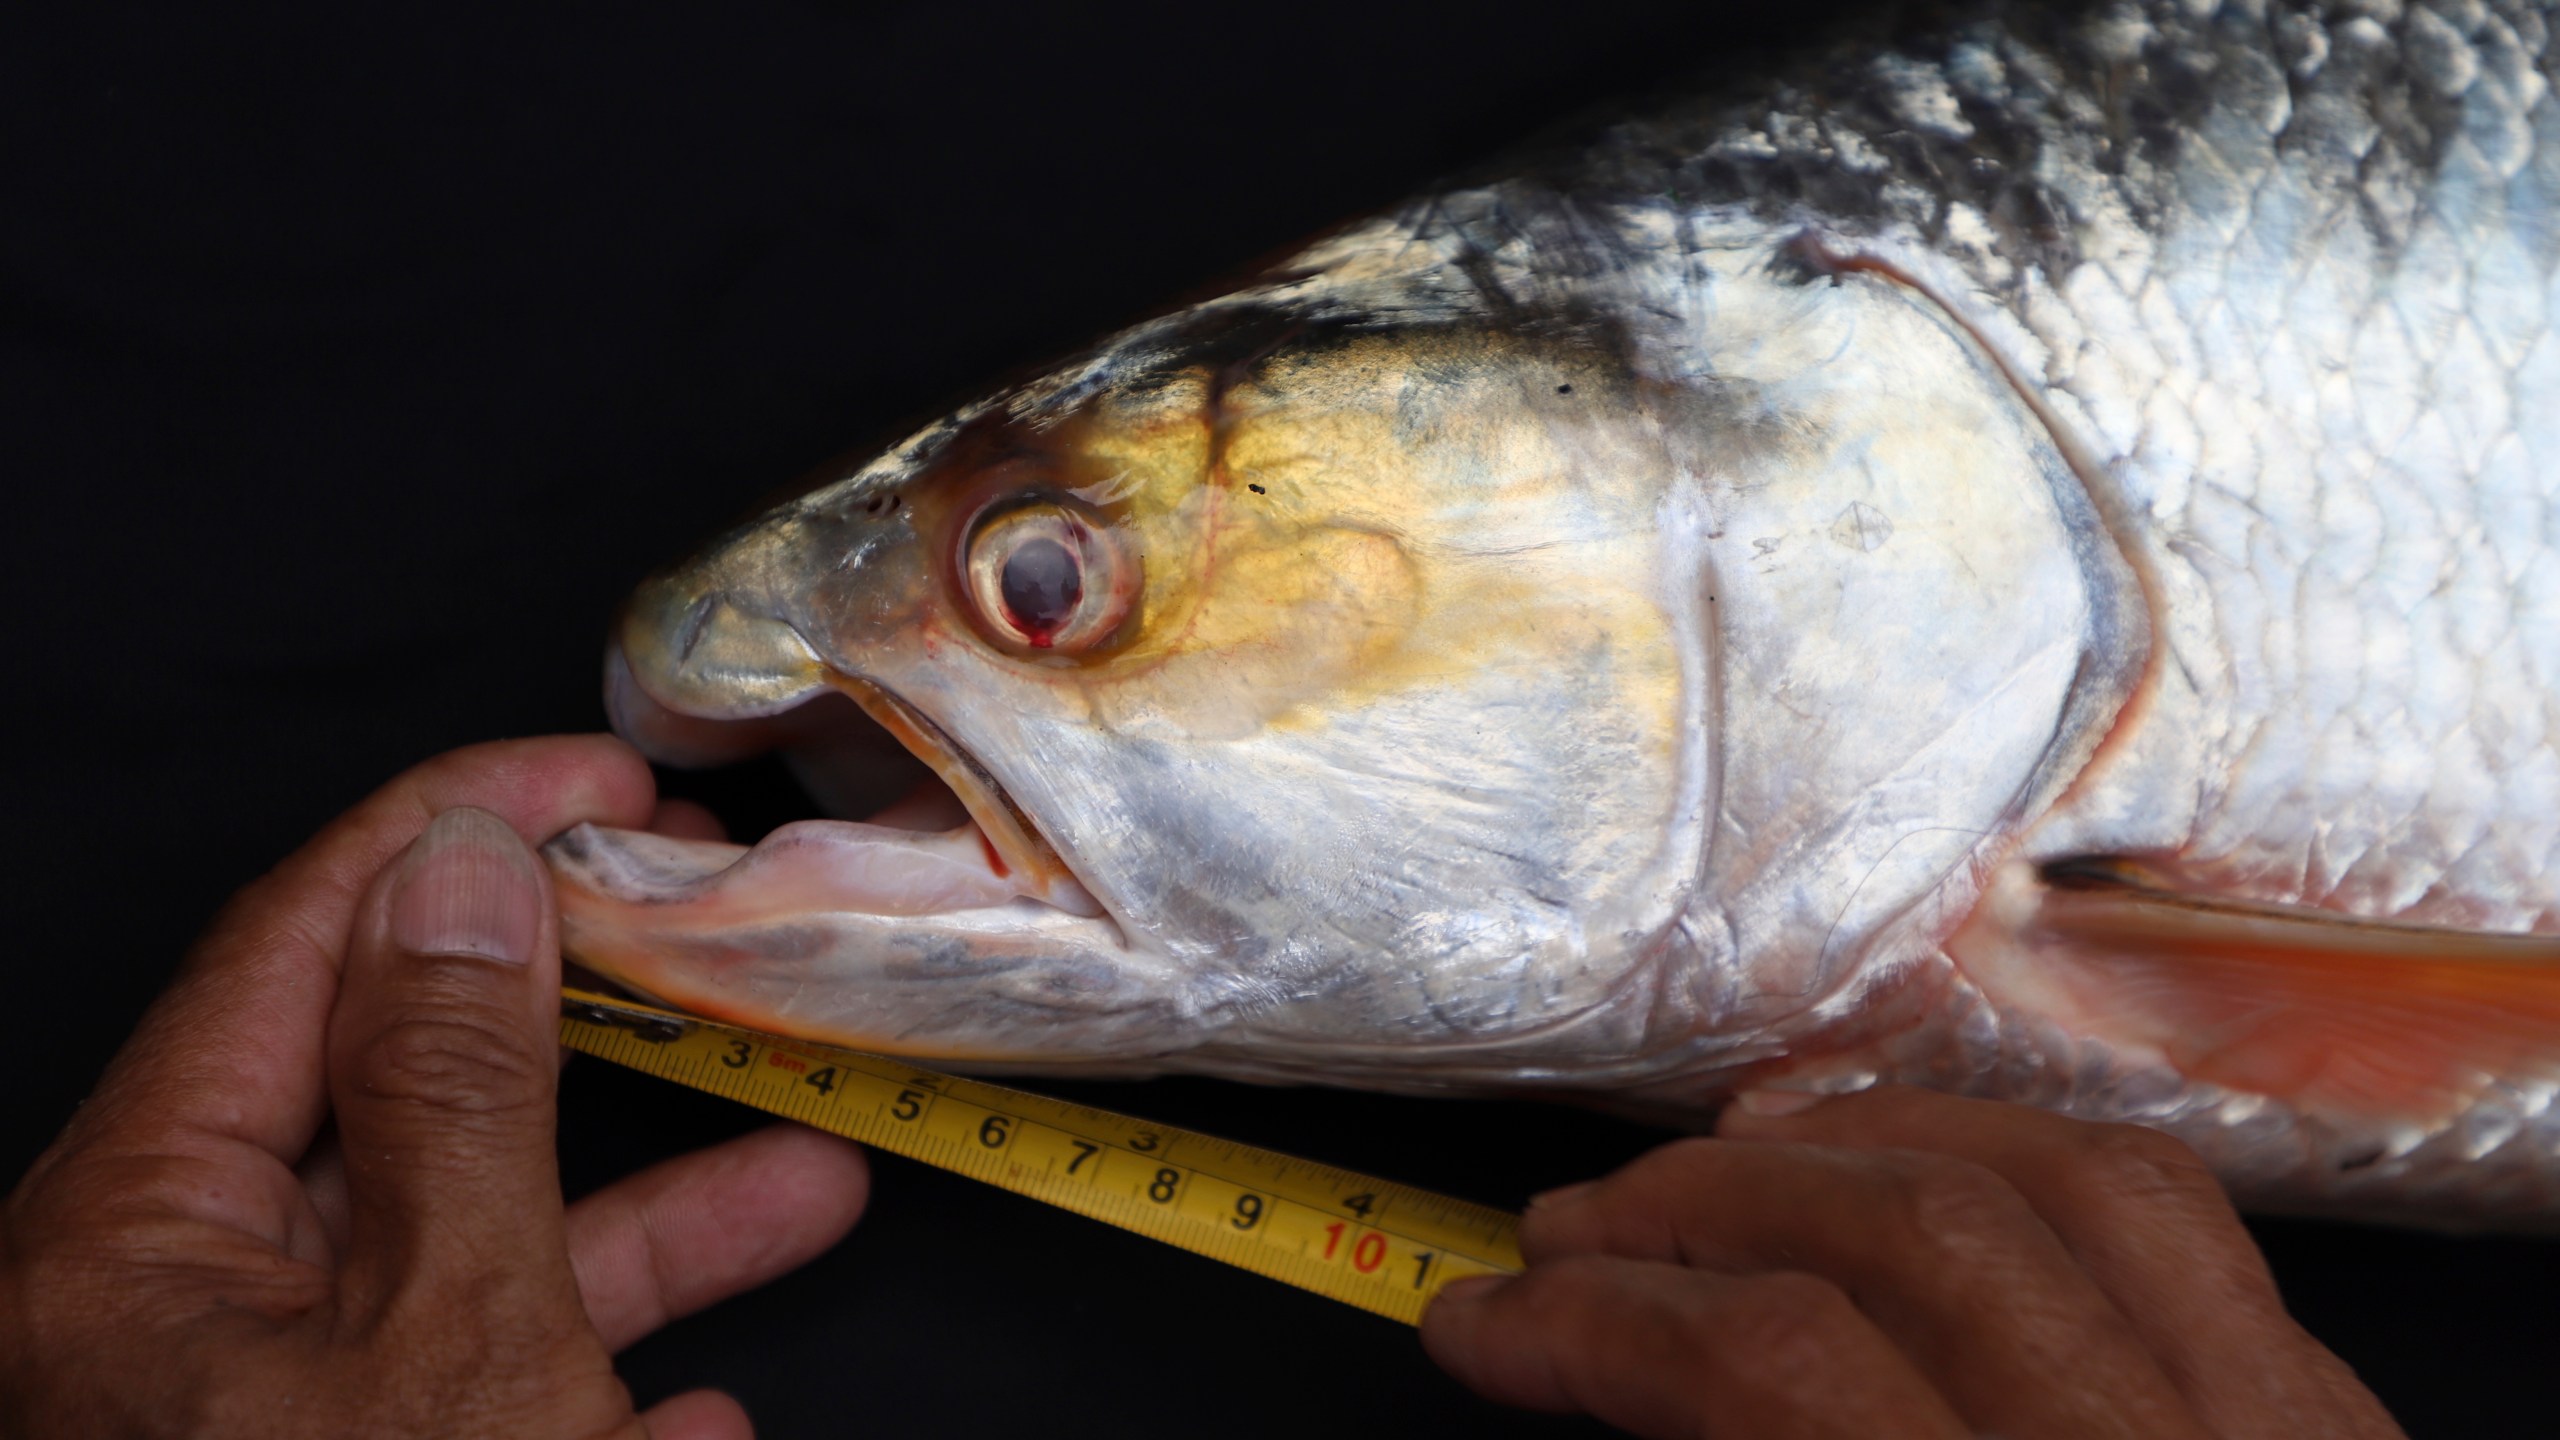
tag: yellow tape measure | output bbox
[559,987,1523,1325]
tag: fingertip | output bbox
[1422,1273,1509,1322]
[386,806,545,968]
[646,798,729,843]
[747,1124,873,1234]
[642,1388,753,1440]
[1418,1273,1506,1373]
[1737,1088,1825,1118]
[567,1125,871,1353]
[1716,1084,1861,1137]
[414,734,659,844]
[1715,1088,1825,1139]
[1516,1178,1608,1263]
[1429,1272,1510,1312]
[1717,1082,2022,1146]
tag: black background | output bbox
[5,3,2553,1435]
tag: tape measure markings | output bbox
[559,989,1523,1325]
[572,1011,1513,1317]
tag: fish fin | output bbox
[1949,859,2560,1125]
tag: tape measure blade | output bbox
[558,989,1523,1326]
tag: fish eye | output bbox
[961,497,1137,654]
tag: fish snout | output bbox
[605,530,837,767]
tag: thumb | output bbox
[329,805,579,1325]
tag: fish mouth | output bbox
[570,637,1105,924]
[543,630,1146,1056]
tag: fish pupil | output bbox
[1000,536,1082,644]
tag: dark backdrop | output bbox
[5,4,2551,1435]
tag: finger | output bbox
[647,799,728,842]
[1423,1255,1969,1439]
[292,1129,349,1263]
[1520,1137,2206,1440]
[642,1389,753,1440]
[1720,1087,2406,1440]
[568,1125,869,1352]
[329,806,581,1326]
[67,736,654,1169]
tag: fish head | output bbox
[552,195,2149,1093]
[554,316,1717,1076]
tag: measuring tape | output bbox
[559,987,1524,1325]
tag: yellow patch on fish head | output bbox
[907,326,1682,744]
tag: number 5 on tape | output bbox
[559,987,1525,1325]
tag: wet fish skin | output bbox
[1678,0,2560,1219]
[553,0,2560,1225]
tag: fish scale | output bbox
[549,0,2560,1225]
[1587,0,2560,1211]
[1945,2,2560,927]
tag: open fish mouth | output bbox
[573,636,1101,919]
[540,638,1170,1059]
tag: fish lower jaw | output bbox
[537,818,1202,1063]
[543,818,1103,922]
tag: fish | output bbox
[542,0,2560,1228]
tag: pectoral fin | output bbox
[1949,859,2560,1126]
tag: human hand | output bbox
[0,737,869,1439]
[1421,1086,2405,1439]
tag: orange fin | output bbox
[1950,859,2560,1126]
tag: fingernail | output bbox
[1526,1179,1598,1210]
[1735,1089,1823,1117]
[389,807,541,964]
[1431,1274,1509,1307]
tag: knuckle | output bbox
[2064,1122,2221,1203]
[1546,1138,1726,1245]
[1879,1154,2037,1258]
[354,1010,548,1116]
[1499,1255,1602,1320]
[1716,1272,1860,1377]
[1504,1256,1643,1343]
[1525,1138,1723,1255]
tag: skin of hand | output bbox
[1421,1086,2410,1440]
[0,736,870,1440]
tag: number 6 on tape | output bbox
[559,987,1525,1325]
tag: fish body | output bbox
[549,0,2560,1225]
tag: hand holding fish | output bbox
[0,737,867,1439]
[1421,1087,2407,1439]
